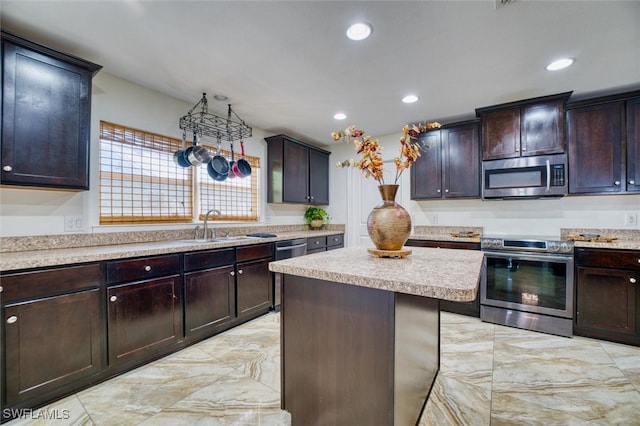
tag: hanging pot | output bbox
[173,131,191,167]
[228,141,238,178]
[184,133,211,166]
[235,140,252,177]
[208,138,229,181]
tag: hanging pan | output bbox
[184,133,211,167]
[235,140,252,177]
[207,137,229,181]
[228,141,238,178]
[173,131,191,167]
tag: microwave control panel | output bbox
[550,164,565,186]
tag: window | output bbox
[100,121,260,224]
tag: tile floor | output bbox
[6,311,640,425]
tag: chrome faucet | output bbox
[203,209,222,239]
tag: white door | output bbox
[347,161,407,247]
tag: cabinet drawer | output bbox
[576,248,640,271]
[106,254,181,284]
[307,236,327,250]
[327,234,344,248]
[184,248,235,272]
[1,263,101,303]
[237,243,273,262]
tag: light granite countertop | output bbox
[0,229,343,272]
[269,246,484,302]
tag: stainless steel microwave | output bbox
[482,153,567,199]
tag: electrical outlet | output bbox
[64,215,84,232]
[624,213,638,227]
[430,214,439,225]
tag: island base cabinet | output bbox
[281,275,439,425]
[3,288,103,408]
[107,276,183,366]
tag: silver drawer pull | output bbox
[110,295,118,302]
[230,271,235,276]
[0,286,3,293]
[631,278,637,284]
[238,269,243,275]
[614,180,621,186]
[630,180,636,185]
[144,265,152,272]
[6,316,17,324]
[2,165,12,172]
[315,241,320,245]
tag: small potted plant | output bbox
[304,207,330,229]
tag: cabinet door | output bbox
[1,41,93,189]
[282,141,310,203]
[521,101,565,156]
[411,132,442,199]
[442,124,480,198]
[237,258,272,319]
[481,108,520,160]
[4,288,103,406]
[184,266,235,337]
[627,97,640,192]
[568,102,624,194]
[107,276,182,365]
[575,267,638,345]
[309,148,329,204]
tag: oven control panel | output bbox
[481,237,574,254]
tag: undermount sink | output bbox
[173,236,261,244]
[212,235,260,242]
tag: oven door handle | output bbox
[483,250,573,263]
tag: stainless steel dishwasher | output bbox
[273,238,307,311]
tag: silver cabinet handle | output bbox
[437,189,441,193]
[238,269,243,275]
[445,189,449,193]
[110,295,117,302]
[631,278,637,284]
[614,181,621,186]
[2,166,12,172]
[230,271,235,276]
[0,286,3,293]
[6,316,17,324]
[315,241,320,245]
[629,180,636,185]
[144,265,151,272]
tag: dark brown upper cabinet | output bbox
[476,92,571,160]
[265,134,330,205]
[1,31,102,190]
[411,120,480,199]
[567,91,640,194]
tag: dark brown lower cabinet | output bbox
[184,265,235,337]
[406,239,481,317]
[4,289,103,406]
[1,263,103,420]
[107,275,183,365]
[574,248,639,346]
[237,258,272,319]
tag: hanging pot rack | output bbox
[179,93,252,143]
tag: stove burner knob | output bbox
[560,242,572,253]
[548,242,559,252]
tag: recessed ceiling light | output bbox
[213,94,228,101]
[346,22,372,41]
[334,113,347,120]
[546,58,574,71]
[402,95,419,104]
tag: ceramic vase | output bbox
[367,184,411,251]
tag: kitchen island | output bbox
[269,246,484,425]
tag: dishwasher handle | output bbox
[276,243,308,252]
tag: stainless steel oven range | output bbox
[480,235,575,337]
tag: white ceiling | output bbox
[1,0,639,146]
